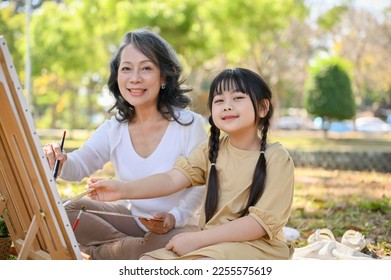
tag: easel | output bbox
[0,35,82,260]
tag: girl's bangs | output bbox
[212,71,247,96]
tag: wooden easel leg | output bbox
[17,215,39,260]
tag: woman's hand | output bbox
[86,177,124,201]
[139,212,175,234]
[165,231,204,256]
[43,142,67,171]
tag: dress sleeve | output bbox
[60,118,114,181]
[248,145,295,240]
[174,142,209,187]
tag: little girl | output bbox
[88,68,295,259]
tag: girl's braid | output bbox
[205,116,221,222]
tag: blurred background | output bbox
[0,0,390,133]
[1,0,390,259]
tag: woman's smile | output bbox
[128,88,146,96]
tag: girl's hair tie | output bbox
[210,163,216,166]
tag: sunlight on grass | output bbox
[48,129,390,258]
[56,180,86,199]
[288,167,391,258]
[269,130,391,152]
[54,165,391,258]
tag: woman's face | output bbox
[117,44,163,109]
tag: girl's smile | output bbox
[212,89,255,135]
[221,115,239,121]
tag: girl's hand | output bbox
[86,177,123,201]
[139,212,175,234]
[165,231,203,256]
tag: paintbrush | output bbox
[84,209,163,221]
[72,205,85,231]
[63,188,95,207]
[62,176,112,207]
[53,130,66,180]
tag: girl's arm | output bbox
[166,215,267,256]
[204,215,267,242]
[87,168,192,201]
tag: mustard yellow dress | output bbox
[144,135,295,259]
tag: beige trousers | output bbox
[66,198,197,260]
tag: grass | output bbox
[269,130,391,152]
[37,129,391,259]
[288,167,390,259]
[39,128,391,153]
[52,163,391,259]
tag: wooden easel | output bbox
[0,35,82,260]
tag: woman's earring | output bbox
[161,83,166,89]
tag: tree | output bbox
[331,7,391,109]
[305,58,356,136]
[0,2,25,74]
[1,0,387,128]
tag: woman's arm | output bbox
[88,168,192,201]
[166,215,266,256]
[59,118,114,181]
[169,186,205,228]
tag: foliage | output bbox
[0,215,10,238]
[0,3,25,71]
[0,0,389,129]
[317,5,348,30]
[305,57,356,125]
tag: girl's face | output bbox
[211,88,259,136]
[117,44,163,109]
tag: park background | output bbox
[0,0,390,259]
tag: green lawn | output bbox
[41,129,391,259]
[269,130,391,152]
[288,167,390,258]
[54,164,391,259]
[40,128,391,153]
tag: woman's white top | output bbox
[60,108,207,231]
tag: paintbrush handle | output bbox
[85,209,162,221]
[53,130,66,179]
[62,177,112,207]
[72,219,80,231]
[70,188,95,202]
[62,188,95,207]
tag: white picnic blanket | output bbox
[289,228,390,260]
[293,240,374,260]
